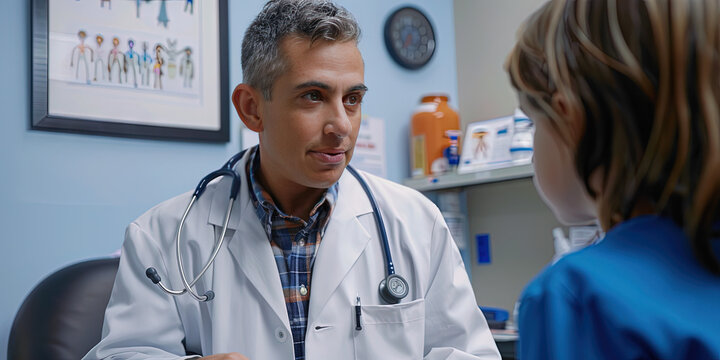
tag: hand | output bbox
[199,353,249,360]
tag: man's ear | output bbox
[232,84,264,132]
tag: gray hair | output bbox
[241,0,361,100]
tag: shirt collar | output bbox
[245,146,338,237]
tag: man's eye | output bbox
[344,94,362,106]
[303,91,322,101]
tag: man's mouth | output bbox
[310,149,347,164]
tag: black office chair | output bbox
[8,257,120,360]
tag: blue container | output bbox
[479,306,509,322]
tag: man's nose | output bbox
[324,99,352,138]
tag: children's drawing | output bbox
[158,0,169,28]
[93,34,106,82]
[153,43,165,89]
[136,0,151,18]
[179,47,194,88]
[57,2,203,93]
[166,39,180,79]
[125,39,140,88]
[139,41,153,87]
[108,37,124,83]
[70,30,94,84]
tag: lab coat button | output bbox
[275,327,288,343]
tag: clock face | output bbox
[384,7,436,70]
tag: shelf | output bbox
[491,329,519,342]
[403,163,534,192]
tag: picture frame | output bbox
[31,0,230,142]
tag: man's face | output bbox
[257,37,366,191]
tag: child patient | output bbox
[506,0,720,358]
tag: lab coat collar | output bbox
[207,150,253,230]
[225,197,291,329]
[210,149,287,327]
[307,169,374,321]
[209,152,375,327]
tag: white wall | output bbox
[454,0,546,128]
[466,179,559,313]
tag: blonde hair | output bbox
[507,0,720,273]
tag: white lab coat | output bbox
[84,151,500,360]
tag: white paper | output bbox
[47,0,221,130]
[350,116,387,178]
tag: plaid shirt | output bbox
[246,148,337,360]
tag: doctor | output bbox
[84,1,500,359]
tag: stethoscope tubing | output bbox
[345,165,396,276]
[147,152,246,301]
[175,196,235,302]
[147,149,407,303]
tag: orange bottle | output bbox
[410,94,460,177]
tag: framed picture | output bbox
[31,0,229,142]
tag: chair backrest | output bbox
[8,257,120,360]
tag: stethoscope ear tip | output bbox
[145,267,161,284]
[203,290,215,301]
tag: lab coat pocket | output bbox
[353,298,425,360]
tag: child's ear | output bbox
[551,92,584,145]
[232,84,264,132]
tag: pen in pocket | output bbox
[355,296,362,331]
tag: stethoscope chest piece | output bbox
[378,274,409,304]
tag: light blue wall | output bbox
[0,0,457,357]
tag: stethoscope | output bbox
[145,149,409,304]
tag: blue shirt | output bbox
[518,215,720,360]
[246,147,337,360]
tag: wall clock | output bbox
[384,6,436,70]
